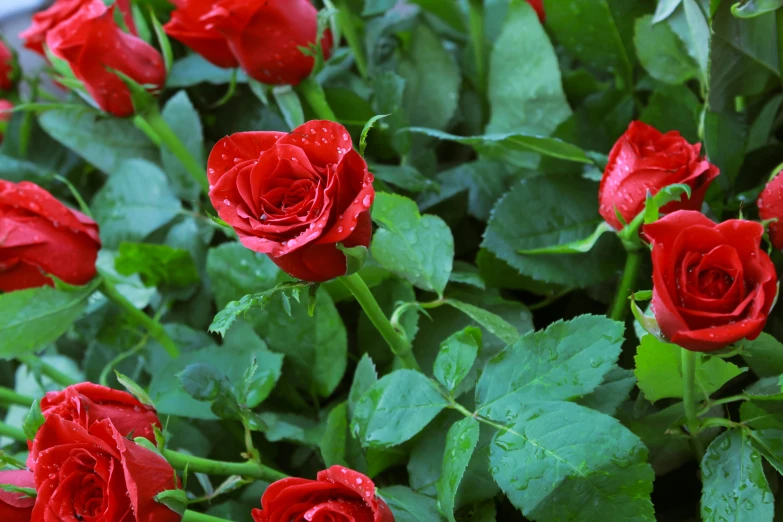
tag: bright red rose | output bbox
[20,0,90,56]
[758,170,783,250]
[0,41,15,90]
[208,120,375,282]
[29,416,180,522]
[528,0,545,22]
[164,0,239,69]
[203,0,333,86]
[45,0,166,118]
[40,383,161,444]
[598,121,719,231]
[645,210,778,352]
[252,466,394,522]
[0,470,35,522]
[0,99,13,144]
[0,180,101,293]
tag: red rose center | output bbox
[696,268,734,299]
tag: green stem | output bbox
[297,76,338,121]
[141,107,209,195]
[468,0,486,95]
[16,354,78,387]
[99,279,180,358]
[339,273,421,371]
[608,249,642,321]
[183,511,232,522]
[162,449,287,483]
[132,115,162,147]
[0,386,34,407]
[335,0,368,79]
[0,420,26,443]
[681,348,705,459]
[698,393,750,415]
[699,417,743,431]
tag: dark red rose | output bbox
[0,470,35,522]
[45,0,166,118]
[758,170,783,250]
[164,0,239,69]
[203,0,333,86]
[598,121,719,231]
[645,210,778,352]
[252,466,394,522]
[20,0,91,56]
[208,120,375,282]
[0,180,101,293]
[40,383,161,444]
[29,416,180,522]
[0,99,13,144]
[0,41,15,90]
[528,0,545,22]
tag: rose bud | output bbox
[0,470,35,522]
[29,416,181,522]
[252,466,394,522]
[19,0,91,56]
[164,0,239,69]
[45,0,166,118]
[0,99,13,143]
[0,40,16,90]
[0,180,101,293]
[208,120,374,282]
[645,210,777,352]
[758,170,783,250]
[40,383,161,444]
[598,121,719,231]
[203,0,333,86]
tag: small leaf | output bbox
[148,8,173,72]
[115,371,155,407]
[360,114,389,156]
[433,327,482,394]
[437,417,480,522]
[518,221,613,255]
[178,364,224,402]
[115,242,199,288]
[0,484,36,498]
[320,402,349,467]
[272,85,305,130]
[208,282,311,336]
[22,401,45,441]
[444,299,519,345]
[336,244,368,276]
[380,486,448,522]
[155,489,189,516]
[348,354,377,418]
[731,0,783,18]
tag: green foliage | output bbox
[115,242,199,288]
[433,327,481,394]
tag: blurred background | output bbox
[0,0,47,78]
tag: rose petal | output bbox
[208,132,286,184]
[644,210,717,252]
[759,170,783,250]
[280,121,353,169]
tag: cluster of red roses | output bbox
[598,121,780,352]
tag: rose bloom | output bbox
[203,0,332,85]
[164,0,238,69]
[598,121,720,231]
[41,383,161,444]
[208,120,374,282]
[758,170,783,250]
[0,180,101,293]
[20,0,90,56]
[29,415,180,522]
[0,99,13,144]
[645,210,778,352]
[0,40,15,90]
[252,466,394,522]
[0,470,35,522]
[45,0,166,117]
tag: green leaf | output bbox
[748,94,783,151]
[749,429,783,474]
[272,86,305,130]
[740,395,783,429]
[155,489,188,516]
[206,242,284,309]
[0,484,36,498]
[148,10,173,73]
[731,0,783,18]
[320,402,349,468]
[22,400,45,441]
[634,335,746,402]
[380,486,448,522]
[682,0,711,81]
[437,417,480,522]
[360,114,388,156]
[352,369,448,448]
[475,315,624,420]
[0,282,97,359]
[371,193,454,297]
[115,242,199,288]
[408,0,466,31]
[518,221,613,255]
[160,91,205,201]
[654,0,684,22]
[178,364,223,402]
[639,84,702,143]
[483,174,623,288]
[348,354,378,418]
[577,366,637,416]
[543,0,633,87]
[704,110,749,185]
[444,300,519,346]
[701,430,774,521]
[488,0,571,142]
[336,244,368,276]
[208,282,311,336]
[433,327,482,394]
[371,164,435,194]
[38,109,158,174]
[634,15,700,84]
[115,371,155,407]
[489,401,655,521]
[92,159,182,249]
[168,54,247,87]
[741,333,783,378]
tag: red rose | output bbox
[645,210,778,352]
[0,41,15,90]
[0,99,13,144]
[40,383,161,444]
[208,120,375,282]
[528,0,545,22]
[203,0,333,86]
[45,0,166,118]
[0,470,35,522]
[758,170,783,250]
[0,181,101,293]
[252,466,394,522]
[598,121,719,231]
[164,0,239,69]
[20,0,90,56]
[29,416,180,522]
